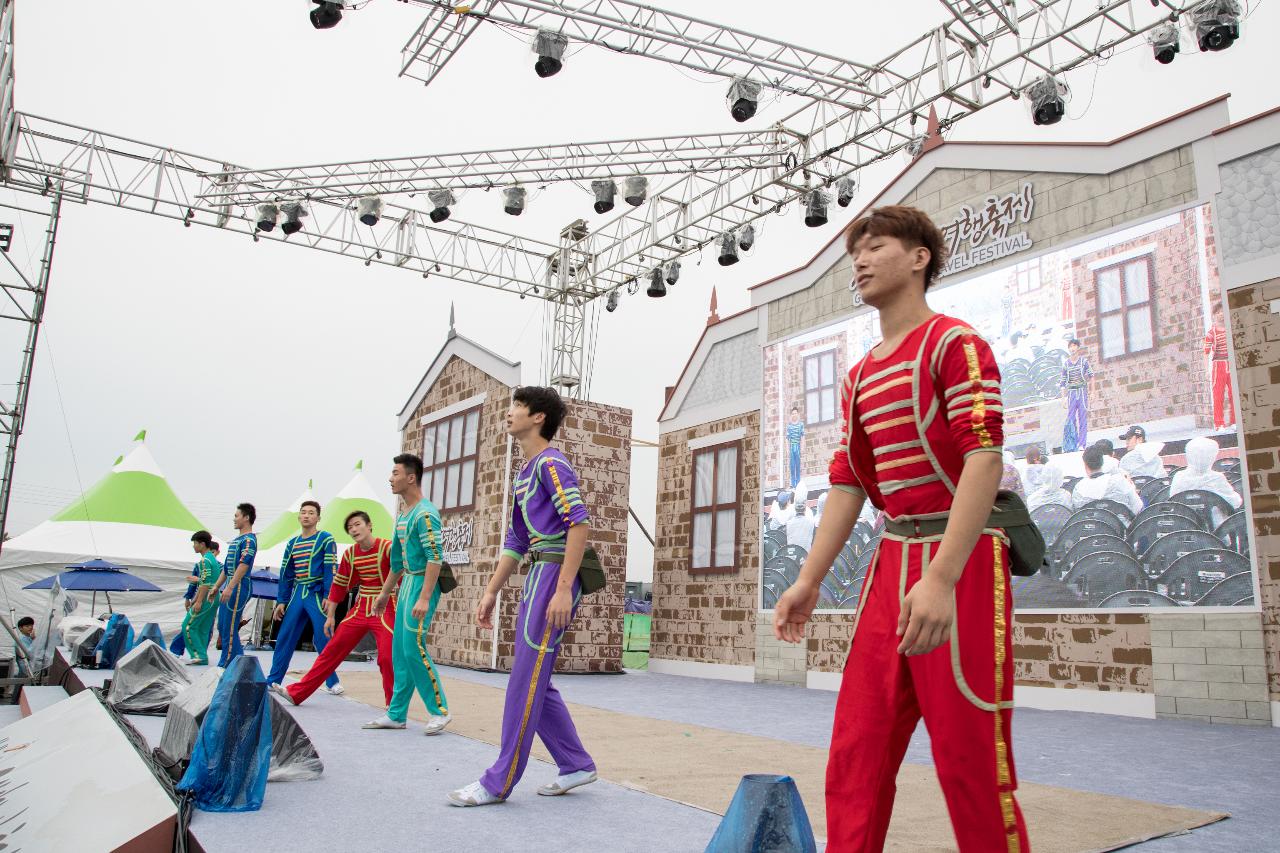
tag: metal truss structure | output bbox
[0,0,1240,543]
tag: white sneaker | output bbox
[423,714,452,736]
[324,683,345,696]
[361,714,406,730]
[268,683,295,706]
[184,658,209,666]
[537,769,598,796]
[447,781,503,807]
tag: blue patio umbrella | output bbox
[24,558,163,614]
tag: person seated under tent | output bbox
[1170,436,1242,510]
[1071,445,1143,515]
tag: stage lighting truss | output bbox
[0,0,1220,396]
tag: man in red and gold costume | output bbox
[271,510,396,709]
[1204,302,1235,430]
[775,205,1029,852]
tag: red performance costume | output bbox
[286,538,397,706]
[827,315,1029,852]
[1204,324,1234,430]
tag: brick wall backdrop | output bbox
[652,412,760,668]
[1228,278,1280,702]
[401,357,630,673]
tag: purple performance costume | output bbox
[1061,355,1093,452]
[479,448,596,799]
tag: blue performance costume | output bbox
[215,532,258,668]
[786,420,805,488]
[267,531,340,689]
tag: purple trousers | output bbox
[480,560,596,799]
[1065,388,1088,452]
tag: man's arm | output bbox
[411,511,446,621]
[546,523,589,630]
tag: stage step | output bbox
[19,685,69,717]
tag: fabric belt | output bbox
[527,549,568,564]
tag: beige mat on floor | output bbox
[332,671,1225,851]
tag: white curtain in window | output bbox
[714,509,736,567]
[693,451,714,507]
[692,513,712,569]
[459,460,476,507]
[423,425,437,466]
[716,447,737,501]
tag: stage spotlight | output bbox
[280,201,308,236]
[905,135,926,159]
[836,176,857,208]
[533,29,568,78]
[427,189,455,223]
[738,224,756,252]
[1149,22,1180,64]
[717,231,739,266]
[664,260,681,286]
[726,78,761,123]
[1191,0,1240,51]
[804,190,830,228]
[591,180,616,214]
[503,186,526,216]
[1026,74,1069,126]
[254,203,279,233]
[624,176,648,207]
[606,288,620,312]
[357,195,383,226]
[647,267,667,298]
[310,1,342,30]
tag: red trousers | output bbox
[827,532,1029,853]
[287,606,396,706]
[1211,360,1234,429]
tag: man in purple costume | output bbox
[1061,337,1094,452]
[447,386,598,807]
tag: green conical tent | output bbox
[49,429,206,530]
[318,460,394,545]
[257,480,317,551]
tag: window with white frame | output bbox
[1095,256,1157,360]
[803,350,837,425]
[422,405,481,512]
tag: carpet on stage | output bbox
[330,671,1227,852]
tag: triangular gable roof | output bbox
[747,94,1233,308]
[397,329,521,431]
[658,306,758,424]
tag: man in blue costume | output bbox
[266,500,342,694]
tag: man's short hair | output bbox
[236,502,257,525]
[1083,446,1105,473]
[1093,439,1115,457]
[344,509,372,533]
[1068,338,1082,347]
[191,530,214,547]
[844,205,949,289]
[513,386,568,441]
[17,616,34,629]
[393,453,424,485]
[300,500,322,515]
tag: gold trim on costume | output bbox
[992,538,1021,853]
[865,415,916,435]
[501,623,555,798]
[875,453,929,473]
[962,341,995,449]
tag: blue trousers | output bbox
[216,577,252,668]
[267,585,339,688]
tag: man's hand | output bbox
[220,587,232,604]
[412,596,431,622]
[546,589,573,631]
[374,593,390,617]
[773,579,820,643]
[272,604,285,622]
[323,617,336,638]
[184,599,192,612]
[191,600,203,615]
[897,575,955,656]
[476,590,497,630]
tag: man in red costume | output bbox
[1204,302,1234,430]
[271,510,396,709]
[774,205,1029,852]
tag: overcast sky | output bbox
[2,0,1275,580]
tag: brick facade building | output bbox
[397,327,631,674]
[652,96,1280,726]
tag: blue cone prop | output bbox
[138,622,165,648]
[705,774,817,853]
[177,655,273,812]
[96,613,135,669]
[169,631,187,656]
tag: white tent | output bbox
[0,432,207,637]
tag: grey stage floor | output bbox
[73,650,1280,851]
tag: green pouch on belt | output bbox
[529,547,607,594]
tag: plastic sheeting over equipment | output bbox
[157,664,324,785]
[106,640,191,714]
[95,613,134,669]
[138,622,165,647]
[177,656,273,812]
[72,625,105,667]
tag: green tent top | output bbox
[50,433,207,531]
[319,461,393,545]
[257,479,316,551]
